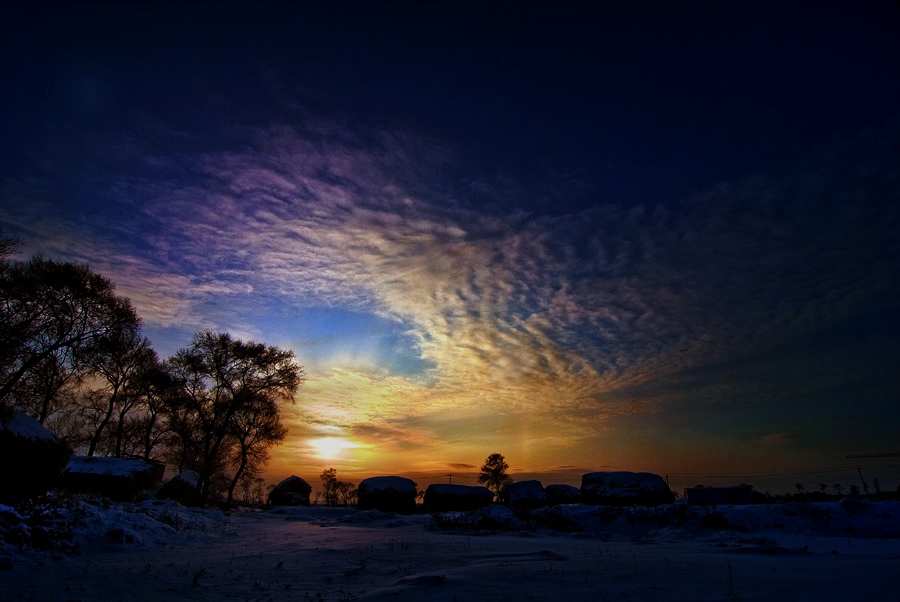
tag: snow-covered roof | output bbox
[427,483,492,495]
[0,410,58,443]
[274,475,312,489]
[167,470,199,487]
[64,456,153,477]
[359,476,417,492]
[503,480,546,501]
[582,471,669,492]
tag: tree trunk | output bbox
[114,404,129,457]
[195,428,223,506]
[142,411,157,460]
[225,450,249,508]
[0,347,60,402]
[195,466,211,506]
[38,389,54,425]
[196,403,242,505]
[87,386,119,457]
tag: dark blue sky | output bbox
[6,2,898,207]
[2,1,899,488]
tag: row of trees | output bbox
[794,481,887,498]
[1,230,304,505]
[319,468,359,506]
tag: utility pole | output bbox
[447,474,454,484]
[855,466,869,495]
[845,453,900,496]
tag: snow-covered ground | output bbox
[1,497,897,601]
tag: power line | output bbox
[668,468,862,479]
[846,452,900,459]
[417,474,475,483]
[670,457,900,480]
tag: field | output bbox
[1,498,898,601]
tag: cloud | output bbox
[4,114,898,471]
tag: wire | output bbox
[668,468,863,478]
[846,453,900,458]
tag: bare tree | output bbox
[0,228,20,259]
[80,314,158,457]
[163,331,302,505]
[129,364,178,461]
[320,468,355,506]
[0,257,139,405]
[320,468,340,506]
[223,393,287,507]
[8,347,82,425]
[160,359,205,473]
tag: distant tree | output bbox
[163,331,302,505]
[337,481,357,506]
[0,228,20,259]
[849,485,860,497]
[321,468,340,506]
[794,483,804,495]
[237,473,271,506]
[239,477,269,505]
[478,453,513,500]
[873,478,881,495]
[819,483,828,494]
[319,468,356,506]
[832,483,844,497]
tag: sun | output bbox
[310,437,359,460]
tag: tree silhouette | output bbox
[163,331,303,505]
[478,452,513,500]
[1,242,303,507]
[223,393,287,507]
[0,228,19,258]
[319,468,357,507]
[1,257,140,406]
[9,347,81,426]
[0,249,171,458]
[80,315,158,457]
[128,364,178,462]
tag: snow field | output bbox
[1,499,897,601]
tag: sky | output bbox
[2,1,899,494]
